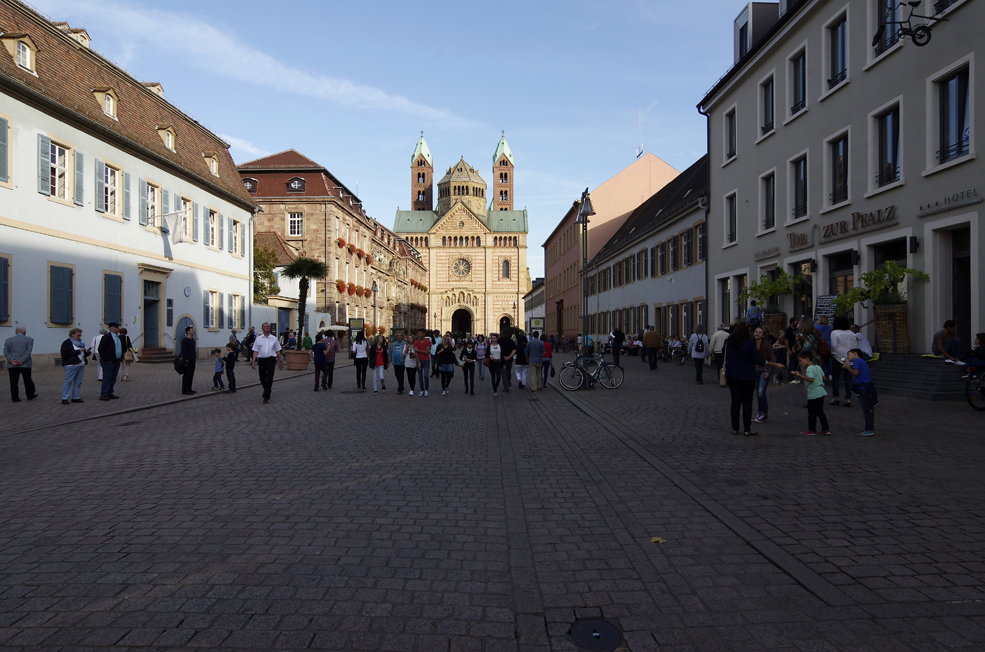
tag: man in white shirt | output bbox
[251,322,284,404]
[709,323,729,375]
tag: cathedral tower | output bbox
[492,132,514,211]
[411,132,433,211]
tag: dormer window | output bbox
[203,152,219,177]
[103,93,115,117]
[287,177,306,192]
[243,178,258,193]
[157,125,176,151]
[165,130,173,149]
[17,41,29,68]
[93,88,118,119]
[2,35,37,74]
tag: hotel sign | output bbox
[820,205,897,244]
[918,187,981,218]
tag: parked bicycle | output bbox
[964,366,985,411]
[671,346,691,366]
[557,352,624,391]
[872,1,947,48]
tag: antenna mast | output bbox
[636,108,644,159]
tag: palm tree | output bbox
[280,257,329,350]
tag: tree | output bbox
[832,260,929,314]
[280,257,329,349]
[254,245,280,304]
[737,270,793,309]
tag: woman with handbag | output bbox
[118,327,136,381]
[351,331,369,390]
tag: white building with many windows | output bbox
[699,0,979,349]
[0,3,256,363]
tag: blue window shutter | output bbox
[240,221,246,256]
[0,117,8,183]
[160,190,170,233]
[38,134,51,195]
[122,172,131,220]
[50,266,73,323]
[74,151,84,206]
[66,268,74,322]
[218,213,224,250]
[193,203,200,242]
[227,293,233,328]
[94,159,106,213]
[239,296,246,330]
[204,289,210,328]
[104,274,122,324]
[0,257,9,322]
[228,216,234,251]
[138,178,148,225]
[218,292,225,328]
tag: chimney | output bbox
[143,82,165,97]
[52,22,91,48]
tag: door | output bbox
[143,280,160,348]
[174,316,195,354]
[953,227,971,343]
[277,307,291,336]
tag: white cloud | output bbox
[34,0,474,126]
[218,134,268,160]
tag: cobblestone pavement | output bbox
[0,353,982,651]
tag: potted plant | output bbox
[347,282,356,296]
[366,254,373,265]
[356,248,365,260]
[832,260,930,354]
[347,243,356,255]
[356,285,364,297]
[280,256,329,370]
[738,270,793,334]
[336,237,346,248]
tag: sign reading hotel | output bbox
[820,205,897,244]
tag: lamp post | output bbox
[372,280,378,337]
[512,302,517,332]
[575,188,596,356]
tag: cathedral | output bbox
[393,133,531,337]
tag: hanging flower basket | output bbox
[347,244,356,254]
[364,289,373,299]
[336,279,346,293]
[356,285,364,297]
[356,249,365,259]
[347,283,356,296]
[366,255,373,265]
[336,238,346,248]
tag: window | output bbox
[761,76,775,135]
[876,105,900,186]
[176,196,191,239]
[761,172,776,230]
[791,154,808,219]
[790,49,807,116]
[697,222,707,261]
[49,141,69,200]
[683,229,694,266]
[288,177,305,192]
[103,164,119,215]
[502,259,511,278]
[49,264,74,324]
[725,193,737,244]
[210,157,219,176]
[0,255,10,323]
[289,212,303,237]
[417,173,425,183]
[658,242,667,275]
[17,41,30,69]
[829,132,849,205]
[103,273,123,325]
[206,290,218,329]
[649,246,656,276]
[938,67,970,164]
[827,16,848,89]
[231,218,242,254]
[738,23,749,58]
[146,182,159,227]
[104,93,115,117]
[165,130,174,150]
[669,237,679,270]
[208,210,217,246]
[725,108,737,160]
[874,0,899,56]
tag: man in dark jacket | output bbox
[610,327,626,369]
[180,325,198,395]
[97,322,123,400]
[499,333,516,392]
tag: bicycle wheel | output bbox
[558,364,585,391]
[672,348,686,365]
[911,25,931,46]
[966,372,985,411]
[597,363,624,389]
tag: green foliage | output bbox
[832,260,930,314]
[253,245,280,304]
[280,257,329,350]
[738,271,794,306]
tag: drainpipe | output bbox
[249,205,262,328]
[697,101,711,326]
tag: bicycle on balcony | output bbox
[872,1,948,49]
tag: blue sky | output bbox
[32,0,739,275]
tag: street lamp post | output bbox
[575,188,596,356]
[372,280,378,337]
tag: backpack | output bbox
[694,335,706,353]
[173,356,186,375]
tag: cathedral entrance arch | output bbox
[451,308,473,338]
[499,315,512,334]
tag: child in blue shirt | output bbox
[843,348,875,436]
[792,352,830,436]
[212,348,225,390]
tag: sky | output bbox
[29,0,740,276]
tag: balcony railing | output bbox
[876,165,900,186]
[790,98,806,114]
[829,186,848,205]
[761,121,774,135]
[827,69,848,89]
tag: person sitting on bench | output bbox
[932,320,964,365]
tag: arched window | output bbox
[425,237,428,247]
[513,237,518,247]
[442,237,447,246]
[476,237,481,246]
[502,259,511,278]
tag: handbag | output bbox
[483,357,490,368]
[719,348,728,388]
[550,364,555,377]
[173,356,186,375]
[124,350,135,363]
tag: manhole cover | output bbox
[339,390,364,394]
[570,619,622,651]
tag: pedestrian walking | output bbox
[709,323,728,377]
[526,330,546,391]
[499,332,516,392]
[97,322,123,401]
[118,327,136,381]
[211,348,226,390]
[413,329,432,396]
[302,331,313,350]
[323,332,339,388]
[436,335,457,395]
[388,331,409,394]
[251,322,283,404]
[368,335,389,394]
[485,333,504,396]
[752,326,777,423]
[829,316,856,407]
[229,329,241,353]
[688,324,709,384]
[792,352,830,436]
[3,325,36,402]
[91,328,108,382]
[541,333,553,387]
[242,326,256,359]
[795,318,823,371]
[459,339,477,394]
[610,327,625,368]
[351,331,369,390]
[745,300,764,330]
[784,317,801,382]
[404,333,419,395]
[515,332,529,389]
[59,327,88,404]
[224,343,237,393]
[844,348,877,437]
[311,334,329,391]
[642,326,661,371]
[430,330,441,379]
[475,334,488,381]
[180,325,197,395]
[724,322,784,436]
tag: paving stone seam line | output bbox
[545,379,856,609]
[496,394,552,650]
[6,362,356,438]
